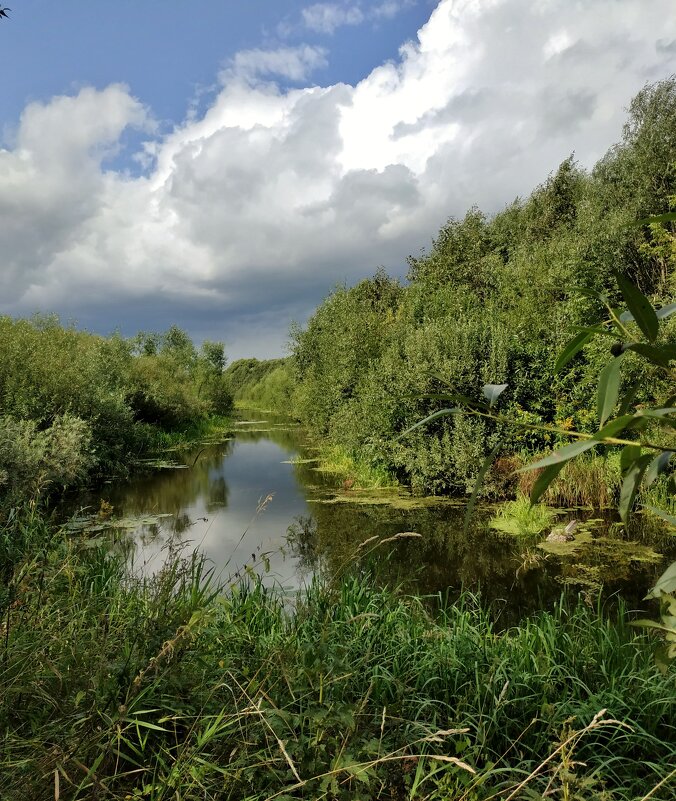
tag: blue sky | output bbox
[1,1,676,359]
[1,1,432,148]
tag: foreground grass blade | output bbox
[597,354,625,427]
[517,439,598,473]
[463,443,501,533]
[615,273,659,342]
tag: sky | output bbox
[1,1,676,360]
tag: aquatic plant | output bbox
[489,492,558,537]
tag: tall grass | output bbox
[489,492,558,537]
[1,508,674,800]
[517,453,622,508]
[313,443,398,489]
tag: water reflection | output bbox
[72,412,676,621]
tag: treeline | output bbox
[242,80,676,496]
[0,318,233,508]
[224,357,294,411]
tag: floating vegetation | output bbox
[538,526,662,563]
[309,488,464,510]
[280,458,320,465]
[538,530,594,555]
[64,513,173,535]
[136,458,189,469]
[235,420,269,425]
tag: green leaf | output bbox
[529,462,566,506]
[636,407,676,417]
[636,211,676,225]
[413,393,461,401]
[620,444,642,473]
[571,326,621,339]
[644,453,673,488]
[482,383,508,408]
[463,443,502,534]
[416,391,487,409]
[644,505,676,528]
[618,380,641,416]
[554,331,592,373]
[623,343,673,368]
[615,273,659,342]
[397,408,462,439]
[646,561,676,598]
[517,439,598,473]
[629,618,676,633]
[593,415,635,440]
[656,302,676,320]
[597,355,625,427]
[574,286,608,304]
[618,454,653,523]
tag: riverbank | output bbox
[1,508,674,801]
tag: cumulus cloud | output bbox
[2,0,676,358]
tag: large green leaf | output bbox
[644,505,676,528]
[620,444,642,473]
[656,302,676,320]
[554,331,592,373]
[463,443,502,534]
[644,452,673,488]
[593,415,635,440]
[571,325,621,339]
[615,273,659,342]
[636,211,676,225]
[517,439,598,473]
[618,454,653,522]
[574,286,609,304]
[529,461,566,506]
[646,560,676,598]
[597,355,625,427]
[635,407,676,418]
[624,343,673,368]
[618,380,641,416]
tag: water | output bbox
[71,412,676,622]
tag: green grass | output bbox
[144,413,232,451]
[1,507,674,800]
[489,492,558,537]
[312,443,399,489]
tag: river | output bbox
[69,411,676,624]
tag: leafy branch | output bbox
[402,267,676,666]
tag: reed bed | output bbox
[0,511,674,800]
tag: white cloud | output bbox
[301,3,365,35]
[227,44,328,82]
[371,1,416,21]
[297,0,412,36]
[1,0,676,358]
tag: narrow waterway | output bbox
[71,411,676,623]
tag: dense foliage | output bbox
[0,317,233,508]
[290,80,676,496]
[224,356,294,411]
